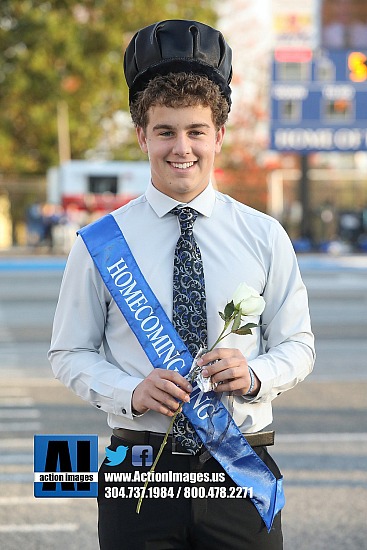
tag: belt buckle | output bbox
[171,437,192,455]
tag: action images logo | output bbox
[34,434,98,498]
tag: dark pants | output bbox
[98,435,283,550]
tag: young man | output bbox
[49,20,315,550]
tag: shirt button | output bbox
[121,408,127,414]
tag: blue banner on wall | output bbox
[270,50,367,152]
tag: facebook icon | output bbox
[132,445,153,467]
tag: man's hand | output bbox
[197,348,260,396]
[132,369,192,417]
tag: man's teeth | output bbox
[171,161,194,169]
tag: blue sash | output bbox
[78,213,284,531]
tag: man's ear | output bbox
[136,127,148,153]
[215,126,226,154]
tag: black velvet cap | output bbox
[123,19,232,107]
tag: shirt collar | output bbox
[145,181,216,218]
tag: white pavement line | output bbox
[0,397,35,406]
[0,453,33,468]
[0,438,34,449]
[276,432,367,443]
[0,409,40,419]
[0,474,33,482]
[0,497,74,505]
[0,422,42,432]
[0,524,79,533]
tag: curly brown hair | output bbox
[129,72,229,130]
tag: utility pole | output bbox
[57,100,71,164]
[299,154,311,240]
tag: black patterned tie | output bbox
[171,206,207,454]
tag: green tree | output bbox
[0,1,216,174]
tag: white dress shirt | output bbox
[49,181,315,434]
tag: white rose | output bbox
[232,282,265,317]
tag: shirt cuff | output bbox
[236,362,267,404]
[113,376,143,420]
[132,408,148,418]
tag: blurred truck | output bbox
[47,160,151,215]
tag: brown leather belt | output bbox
[113,428,274,455]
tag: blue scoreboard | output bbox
[270,50,367,152]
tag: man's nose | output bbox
[172,133,191,156]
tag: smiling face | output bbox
[136,104,225,202]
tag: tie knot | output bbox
[171,206,198,234]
